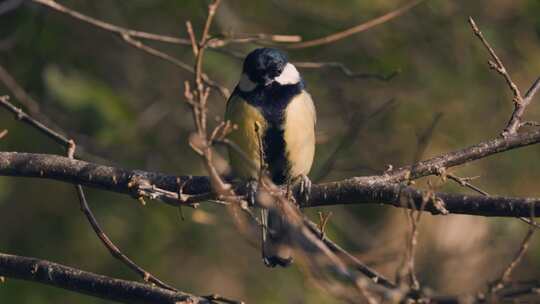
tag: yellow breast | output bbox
[225,90,316,182]
[283,91,316,178]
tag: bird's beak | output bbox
[263,76,274,86]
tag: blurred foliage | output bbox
[1,0,540,303]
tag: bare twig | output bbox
[32,0,191,45]
[363,128,540,184]
[520,120,540,128]
[0,94,180,290]
[1,89,235,301]
[495,281,540,300]
[121,34,229,98]
[287,0,425,49]
[314,98,398,181]
[294,61,398,81]
[490,228,536,294]
[0,95,72,152]
[490,200,537,297]
[304,219,396,289]
[0,129,7,139]
[31,0,229,98]
[504,77,540,135]
[203,294,244,304]
[445,173,489,196]
[469,17,523,104]
[519,217,540,229]
[0,65,41,115]
[210,32,302,47]
[182,3,404,299]
[396,114,442,293]
[468,17,540,136]
[32,0,298,48]
[2,86,240,302]
[75,185,178,291]
[182,0,270,267]
[412,112,443,164]
[317,211,332,237]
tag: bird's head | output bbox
[239,48,300,92]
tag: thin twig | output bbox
[294,61,398,81]
[403,201,422,291]
[121,34,229,98]
[210,32,302,47]
[490,228,536,294]
[32,0,191,45]
[314,98,398,181]
[31,0,229,98]
[0,65,41,115]
[445,173,489,196]
[412,112,443,164]
[468,17,540,136]
[397,114,445,293]
[489,200,536,301]
[75,185,178,291]
[519,217,540,229]
[204,294,245,304]
[0,86,193,297]
[469,17,522,105]
[286,0,425,49]
[304,219,397,289]
[504,77,540,135]
[0,95,72,151]
[182,2,405,299]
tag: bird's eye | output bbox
[270,66,282,78]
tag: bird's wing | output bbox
[225,93,267,179]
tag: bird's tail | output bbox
[261,208,293,267]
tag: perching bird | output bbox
[225,48,316,267]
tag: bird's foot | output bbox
[243,179,259,207]
[263,255,293,268]
[293,174,312,204]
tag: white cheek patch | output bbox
[238,73,257,92]
[274,63,300,85]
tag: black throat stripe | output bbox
[236,81,304,184]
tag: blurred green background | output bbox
[2,0,540,303]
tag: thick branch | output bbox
[1,143,540,217]
[0,252,210,304]
[305,181,540,217]
[367,128,540,183]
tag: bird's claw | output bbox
[244,179,259,206]
[296,174,312,204]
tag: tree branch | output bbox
[0,252,213,304]
[1,149,540,217]
[286,0,425,49]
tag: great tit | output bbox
[225,48,316,267]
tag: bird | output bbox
[225,48,316,267]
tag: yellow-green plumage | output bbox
[225,91,316,183]
[225,47,316,267]
[225,94,267,179]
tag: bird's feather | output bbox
[283,91,316,178]
[225,93,267,179]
